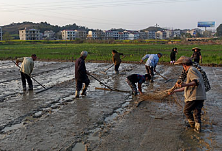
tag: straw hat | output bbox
[174,56,192,65]
[192,47,201,51]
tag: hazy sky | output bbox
[1,0,221,30]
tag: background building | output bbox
[61,30,77,40]
[19,28,41,40]
[44,30,55,40]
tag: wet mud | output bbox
[0,60,221,151]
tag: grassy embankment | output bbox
[0,43,221,65]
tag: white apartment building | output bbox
[19,28,41,40]
[148,31,156,39]
[156,31,167,39]
[62,30,87,40]
[173,30,181,38]
[61,30,77,40]
[104,30,114,40]
[165,30,174,39]
[87,30,105,39]
[128,32,140,40]
[119,31,130,40]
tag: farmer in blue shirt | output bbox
[126,74,151,96]
[140,53,162,82]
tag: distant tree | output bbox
[185,33,192,38]
[3,32,13,41]
[110,28,126,32]
[195,32,202,37]
[216,24,222,37]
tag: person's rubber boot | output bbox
[75,91,80,98]
[187,119,195,128]
[194,123,201,133]
[115,71,119,75]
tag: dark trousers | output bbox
[194,58,200,63]
[76,78,90,91]
[126,78,137,95]
[184,100,204,123]
[145,66,154,77]
[21,72,33,89]
[114,64,120,72]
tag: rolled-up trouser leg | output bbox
[184,101,195,123]
[126,78,137,95]
[193,100,204,123]
[145,66,154,82]
[184,100,204,125]
[81,78,90,95]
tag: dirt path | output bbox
[0,61,221,151]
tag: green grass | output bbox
[0,43,222,64]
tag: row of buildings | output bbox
[7,27,211,41]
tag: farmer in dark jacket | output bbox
[75,51,90,98]
[126,74,151,96]
[191,47,202,63]
[170,47,177,64]
[112,50,124,74]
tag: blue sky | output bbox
[0,0,221,30]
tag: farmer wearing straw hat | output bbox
[75,51,90,98]
[169,56,206,133]
[16,54,37,91]
[191,47,202,63]
[140,53,162,82]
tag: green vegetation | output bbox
[0,42,221,65]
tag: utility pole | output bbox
[155,23,159,42]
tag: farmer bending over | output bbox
[16,54,37,91]
[140,53,162,82]
[126,74,151,96]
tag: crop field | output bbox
[0,43,222,64]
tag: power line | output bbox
[0,0,203,29]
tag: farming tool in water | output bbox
[12,60,46,89]
[101,55,126,74]
[100,64,114,74]
[136,81,182,107]
[155,72,171,83]
[89,74,130,93]
[88,74,114,90]
[95,87,131,93]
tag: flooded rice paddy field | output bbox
[0,60,222,151]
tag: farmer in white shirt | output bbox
[140,53,162,82]
[16,54,37,91]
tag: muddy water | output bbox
[0,60,221,151]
